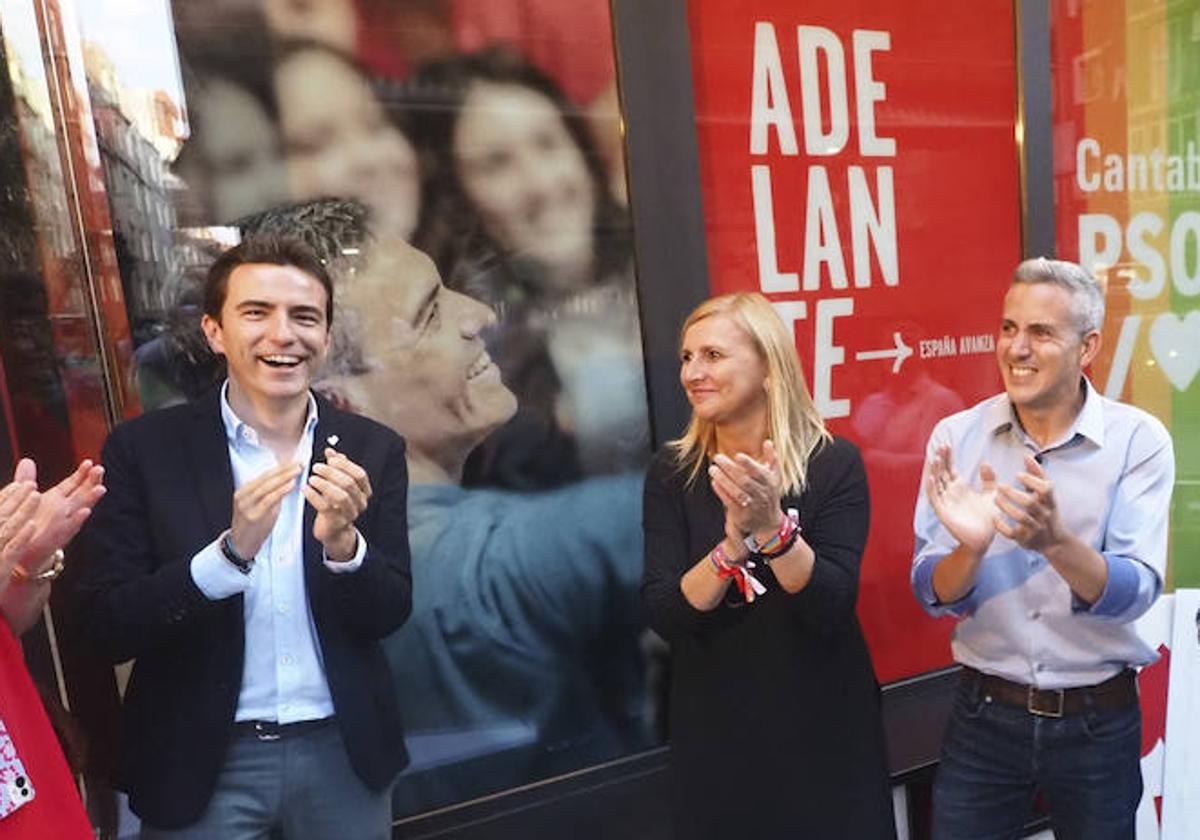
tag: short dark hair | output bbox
[203,234,335,325]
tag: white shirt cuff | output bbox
[190,535,254,600]
[323,528,366,573]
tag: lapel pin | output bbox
[326,434,340,448]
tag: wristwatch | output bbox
[219,533,254,575]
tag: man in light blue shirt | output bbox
[912,258,1175,840]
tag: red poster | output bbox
[688,0,1023,680]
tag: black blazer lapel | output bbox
[187,386,235,536]
[303,394,348,584]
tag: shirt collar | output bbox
[1072,377,1105,446]
[219,380,319,448]
[983,392,1016,436]
[987,376,1105,449]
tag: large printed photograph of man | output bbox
[242,198,649,813]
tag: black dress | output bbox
[642,437,896,839]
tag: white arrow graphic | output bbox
[855,331,913,374]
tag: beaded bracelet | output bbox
[743,509,801,560]
[709,541,766,603]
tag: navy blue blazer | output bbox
[79,388,412,829]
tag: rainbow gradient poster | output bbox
[1052,0,1200,588]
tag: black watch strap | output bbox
[220,534,254,574]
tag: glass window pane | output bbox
[72,0,658,828]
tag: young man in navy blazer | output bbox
[80,235,412,839]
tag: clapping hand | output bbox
[0,457,105,584]
[229,462,303,560]
[302,448,372,562]
[925,444,998,555]
[23,458,105,560]
[0,470,40,586]
[994,454,1066,552]
[709,440,783,536]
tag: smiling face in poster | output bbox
[333,239,517,474]
[276,47,422,242]
[181,76,288,223]
[453,80,597,290]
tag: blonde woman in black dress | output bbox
[642,292,895,838]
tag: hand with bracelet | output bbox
[679,443,785,610]
[1,457,106,634]
[224,461,304,571]
[710,440,815,594]
[709,513,767,602]
[709,440,784,543]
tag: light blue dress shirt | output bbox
[189,383,366,723]
[912,378,1175,689]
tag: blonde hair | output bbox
[668,292,830,495]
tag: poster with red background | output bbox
[687,0,1023,680]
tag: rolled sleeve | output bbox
[323,528,367,573]
[190,537,253,600]
[1076,555,1160,620]
[1081,419,1174,623]
[911,547,975,618]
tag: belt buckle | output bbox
[1027,685,1064,718]
[252,721,281,742]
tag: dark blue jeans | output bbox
[932,676,1142,840]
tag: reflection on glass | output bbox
[0,0,112,462]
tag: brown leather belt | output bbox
[232,717,334,742]
[961,667,1137,718]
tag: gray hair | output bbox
[236,197,374,377]
[1012,257,1105,334]
[235,196,373,270]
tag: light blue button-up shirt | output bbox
[188,383,366,723]
[912,378,1175,689]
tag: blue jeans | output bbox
[140,723,392,840]
[932,676,1142,840]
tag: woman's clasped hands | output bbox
[709,439,784,545]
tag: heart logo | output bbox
[1149,310,1200,392]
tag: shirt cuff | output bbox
[323,528,366,573]
[190,536,254,600]
[1075,554,1156,618]
[912,557,974,618]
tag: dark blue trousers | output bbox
[933,675,1142,840]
